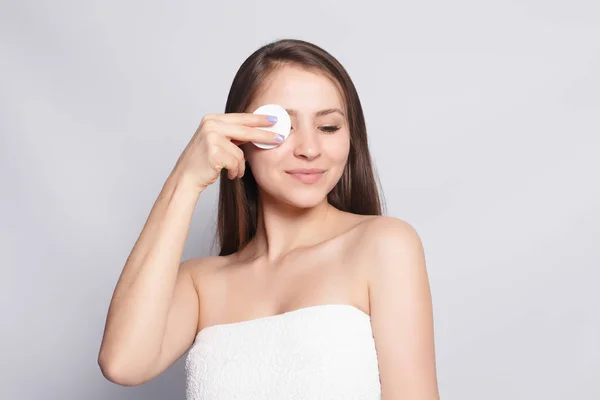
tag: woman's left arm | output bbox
[367,218,440,400]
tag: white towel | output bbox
[185,304,381,399]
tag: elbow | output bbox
[98,350,148,387]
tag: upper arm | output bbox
[150,258,200,378]
[365,218,440,400]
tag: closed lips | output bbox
[285,169,326,174]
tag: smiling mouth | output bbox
[285,169,326,183]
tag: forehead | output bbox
[249,65,345,114]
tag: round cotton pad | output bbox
[252,104,291,149]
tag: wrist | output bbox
[165,170,204,197]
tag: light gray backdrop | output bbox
[1,1,598,399]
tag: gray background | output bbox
[1,0,598,399]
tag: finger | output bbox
[222,141,246,179]
[239,159,246,178]
[215,121,284,146]
[203,112,278,128]
[237,151,246,178]
[216,144,240,180]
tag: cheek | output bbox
[245,147,281,179]
[328,133,351,166]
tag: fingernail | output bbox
[275,134,284,143]
[268,115,278,123]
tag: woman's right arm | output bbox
[98,173,201,386]
[97,112,283,386]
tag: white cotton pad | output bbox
[252,104,291,149]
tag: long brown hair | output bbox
[217,39,384,256]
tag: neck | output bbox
[241,192,339,262]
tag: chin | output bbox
[279,192,328,210]
[260,185,332,210]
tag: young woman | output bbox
[98,38,440,399]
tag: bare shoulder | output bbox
[347,215,423,254]
[344,215,426,276]
[178,255,233,282]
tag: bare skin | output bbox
[192,208,376,335]
[98,64,439,399]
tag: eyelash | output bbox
[290,125,341,134]
[320,125,341,133]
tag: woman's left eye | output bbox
[320,125,340,133]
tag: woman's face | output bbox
[243,65,350,209]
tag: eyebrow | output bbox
[285,108,345,117]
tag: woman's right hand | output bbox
[173,112,283,191]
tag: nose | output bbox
[292,122,322,161]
